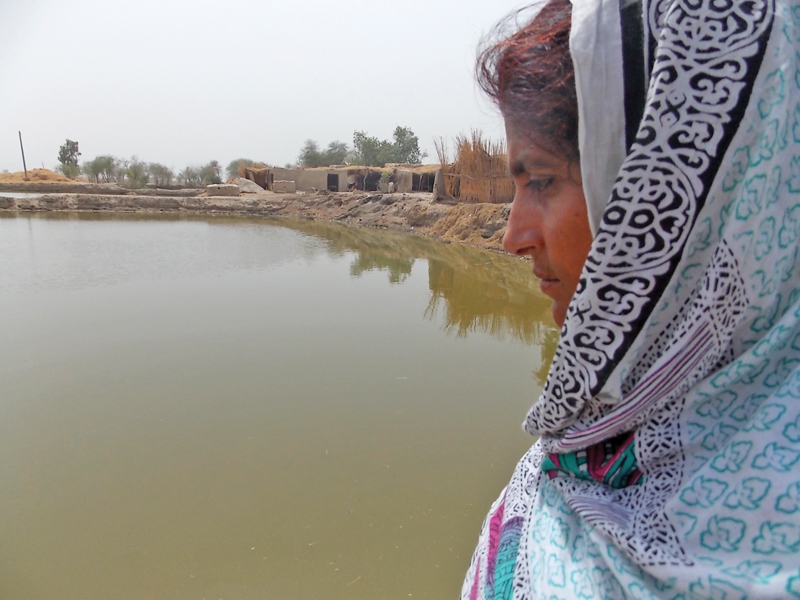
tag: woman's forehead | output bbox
[506,128,567,169]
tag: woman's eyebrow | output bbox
[509,156,560,177]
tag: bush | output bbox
[59,163,81,179]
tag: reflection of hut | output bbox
[436,132,514,204]
[273,216,554,348]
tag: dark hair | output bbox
[476,0,578,160]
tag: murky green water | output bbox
[0,213,557,600]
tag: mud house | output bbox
[391,165,438,193]
[345,164,438,193]
[242,166,274,190]
[240,164,442,194]
[263,166,437,193]
[239,166,349,193]
[269,167,350,192]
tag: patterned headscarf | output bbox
[464,1,800,598]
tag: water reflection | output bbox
[1,211,559,374]
[351,252,414,284]
[0,212,558,600]
[274,218,556,347]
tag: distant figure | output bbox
[387,181,395,193]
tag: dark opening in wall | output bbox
[346,169,383,191]
[364,170,381,192]
[412,172,436,192]
[327,174,339,192]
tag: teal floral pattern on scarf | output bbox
[463,1,800,598]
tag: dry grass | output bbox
[0,168,76,183]
[436,131,513,204]
[402,164,439,174]
[237,162,269,178]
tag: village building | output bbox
[238,133,511,203]
[242,165,441,194]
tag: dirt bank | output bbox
[0,190,511,252]
[0,170,203,196]
[0,181,203,196]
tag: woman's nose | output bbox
[503,194,541,256]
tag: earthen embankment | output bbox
[0,190,510,252]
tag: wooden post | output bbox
[18,131,28,180]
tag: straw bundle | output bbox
[436,131,513,204]
[238,162,269,178]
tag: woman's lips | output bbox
[533,268,560,297]
[538,278,560,296]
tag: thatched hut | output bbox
[436,132,514,204]
[338,165,438,192]
[353,167,385,191]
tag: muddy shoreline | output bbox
[0,190,511,252]
[0,181,202,196]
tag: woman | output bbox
[464,1,800,598]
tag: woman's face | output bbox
[503,124,593,327]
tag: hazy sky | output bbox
[0,0,527,174]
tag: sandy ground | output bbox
[0,168,76,183]
[0,185,511,252]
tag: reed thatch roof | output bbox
[435,131,513,204]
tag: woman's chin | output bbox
[551,302,567,329]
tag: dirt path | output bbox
[0,190,511,253]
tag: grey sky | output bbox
[0,0,526,174]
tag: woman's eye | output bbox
[526,177,553,192]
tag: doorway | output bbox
[327,174,338,192]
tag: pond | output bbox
[0,213,557,599]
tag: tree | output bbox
[298,140,351,167]
[209,160,221,180]
[392,126,426,164]
[148,163,174,187]
[125,157,149,188]
[96,155,117,182]
[57,139,81,179]
[198,160,221,185]
[352,131,392,166]
[82,158,101,183]
[298,140,324,167]
[116,157,130,185]
[351,127,426,166]
[179,166,201,186]
[81,155,117,183]
[323,141,349,166]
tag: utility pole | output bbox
[18,131,28,180]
